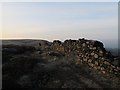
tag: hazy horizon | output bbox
[1,38,118,49]
[1,2,118,48]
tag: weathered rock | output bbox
[94,54,98,58]
[82,43,86,47]
[91,52,94,56]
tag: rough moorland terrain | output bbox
[2,39,120,89]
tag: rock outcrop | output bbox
[50,38,120,76]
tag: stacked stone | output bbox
[51,38,120,76]
[52,40,61,50]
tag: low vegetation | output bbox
[2,39,120,89]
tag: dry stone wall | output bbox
[51,38,120,76]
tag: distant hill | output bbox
[106,48,119,56]
[2,39,51,46]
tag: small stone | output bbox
[90,47,92,50]
[104,61,110,65]
[82,55,84,57]
[95,61,99,66]
[94,66,97,70]
[91,52,94,56]
[88,59,92,63]
[114,69,118,72]
[94,54,98,58]
[101,58,104,60]
[86,41,89,44]
[114,72,118,75]
[101,67,105,70]
[82,43,86,47]
[111,65,115,69]
[99,51,103,54]
[89,63,94,67]
[102,71,106,74]
[83,58,87,62]
[117,67,120,70]
[93,47,96,50]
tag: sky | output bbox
[0,0,119,2]
[1,2,118,48]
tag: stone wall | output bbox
[51,38,120,76]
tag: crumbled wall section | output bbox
[51,38,120,76]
